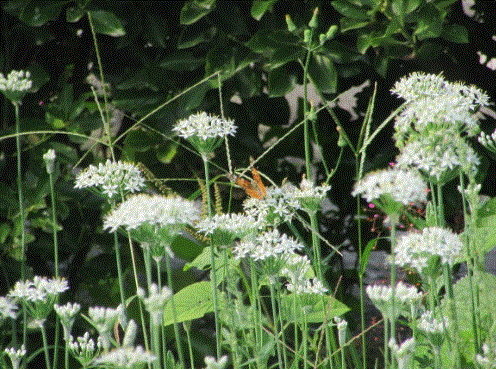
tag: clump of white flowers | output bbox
[197,213,260,246]
[173,112,236,155]
[0,70,32,103]
[93,346,156,369]
[4,345,26,369]
[352,167,427,210]
[74,160,146,199]
[393,227,463,274]
[366,282,422,320]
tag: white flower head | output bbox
[389,338,416,369]
[417,310,449,349]
[54,302,81,340]
[138,283,172,326]
[103,194,199,245]
[43,149,56,174]
[196,213,260,246]
[394,227,463,273]
[4,344,26,369]
[0,70,32,102]
[366,282,422,320]
[74,160,146,199]
[204,355,229,369]
[93,346,156,369]
[391,72,489,143]
[283,178,331,212]
[87,304,124,349]
[0,296,17,321]
[281,253,327,295]
[476,342,496,368]
[352,167,427,210]
[68,332,103,367]
[173,112,236,154]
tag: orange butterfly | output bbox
[235,166,267,200]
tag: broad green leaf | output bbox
[340,17,370,32]
[391,0,421,16]
[144,12,169,48]
[19,1,69,27]
[160,51,204,71]
[162,281,225,326]
[88,10,125,37]
[123,130,162,152]
[170,234,203,261]
[359,238,380,277]
[156,141,179,165]
[280,294,349,323]
[26,63,50,93]
[414,4,442,41]
[270,46,305,69]
[441,24,469,44]
[308,54,337,93]
[267,65,297,97]
[177,23,215,49]
[180,0,216,25]
[251,0,277,21]
[331,0,370,19]
[0,223,11,244]
[66,5,85,22]
[356,33,372,54]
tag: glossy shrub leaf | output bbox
[267,65,297,97]
[251,0,278,21]
[180,0,216,25]
[88,10,125,37]
[308,54,337,93]
[414,3,443,41]
[19,1,69,27]
[143,12,169,48]
[340,17,370,32]
[441,24,469,43]
[160,51,204,71]
[66,5,85,22]
[391,0,421,16]
[331,0,370,19]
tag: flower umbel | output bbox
[173,111,236,154]
[74,159,146,199]
[4,345,26,369]
[0,70,32,103]
[93,346,156,369]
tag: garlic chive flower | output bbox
[74,160,146,199]
[389,338,416,369]
[0,296,17,322]
[417,310,449,350]
[281,254,327,295]
[93,346,156,369]
[173,112,236,155]
[68,332,103,367]
[87,305,124,350]
[233,228,303,261]
[479,129,496,154]
[137,284,172,327]
[285,178,331,212]
[243,186,300,227]
[0,70,32,103]
[196,213,260,246]
[394,227,463,274]
[54,302,81,341]
[103,194,199,248]
[43,149,56,174]
[352,168,427,213]
[204,355,229,369]
[8,276,69,328]
[476,343,496,369]
[396,131,480,182]
[366,282,422,320]
[4,345,26,369]
[391,72,489,144]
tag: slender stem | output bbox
[114,233,126,308]
[269,282,283,369]
[202,154,221,358]
[165,252,185,366]
[389,215,398,369]
[40,324,52,369]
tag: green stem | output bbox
[269,282,283,369]
[114,233,126,309]
[165,252,185,366]
[202,154,221,358]
[40,324,52,369]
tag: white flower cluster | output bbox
[396,132,480,180]
[389,338,416,369]
[366,281,422,320]
[417,310,449,334]
[243,186,301,226]
[281,254,328,295]
[54,302,81,340]
[283,178,331,212]
[4,344,26,369]
[137,284,172,326]
[74,160,146,199]
[173,112,236,140]
[0,296,17,321]
[8,276,69,303]
[196,213,260,239]
[391,72,489,140]
[0,70,32,94]
[233,228,303,261]
[394,227,463,272]
[476,343,496,368]
[479,130,496,154]
[87,305,124,349]
[93,346,156,368]
[352,167,427,205]
[68,332,103,366]
[204,355,229,369]
[103,194,199,233]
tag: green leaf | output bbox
[267,65,297,97]
[123,130,162,152]
[66,5,85,22]
[160,51,204,71]
[0,223,11,244]
[307,54,337,93]
[180,0,216,25]
[177,23,215,49]
[340,17,370,32]
[88,10,125,37]
[441,24,469,44]
[26,63,50,93]
[156,141,179,165]
[414,3,443,41]
[143,12,169,48]
[251,0,277,21]
[359,238,381,277]
[280,294,349,323]
[162,281,224,326]
[270,45,305,69]
[331,0,370,19]
[19,1,69,27]
[391,0,421,16]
